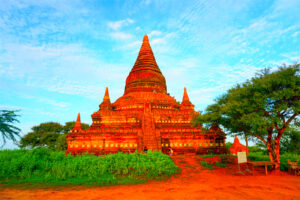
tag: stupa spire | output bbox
[73,113,82,130]
[103,87,110,102]
[180,87,194,110]
[182,87,190,103]
[143,34,149,42]
[124,35,167,94]
[100,87,112,110]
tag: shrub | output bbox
[215,161,227,167]
[0,148,178,186]
[200,161,214,170]
[248,152,300,171]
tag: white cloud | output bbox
[140,0,151,6]
[110,32,133,40]
[107,18,134,30]
[0,105,24,110]
[151,38,165,45]
[148,30,162,37]
[37,98,70,108]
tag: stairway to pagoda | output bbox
[142,104,159,150]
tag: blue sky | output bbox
[1,0,300,149]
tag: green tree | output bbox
[19,122,63,149]
[194,64,300,169]
[279,125,300,153]
[0,110,21,147]
[19,121,90,150]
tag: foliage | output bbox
[0,149,178,187]
[279,125,300,154]
[248,145,264,153]
[199,153,228,158]
[215,161,227,167]
[55,134,67,151]
[225,142,232,152]
[200,161,215,170]
[199,153,216,158]
[19,122,63,149]
[194,64,300,169]
[19,121,89,150]
[219,154,236,164]
[248,152,300,171]
[0,110,21,147]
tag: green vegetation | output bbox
[199,153,228,158]
[248,152,300,171]
[279,125,300,154]
[200,161,214,170]
[19,121,89,150]
[215,161,227,167]
[0,148,178,187]
[194,64,300,169]
[0,110,21,147]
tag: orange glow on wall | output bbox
[66,35,227,155]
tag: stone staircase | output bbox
[142,104,159,150]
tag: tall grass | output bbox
[0,148,178,186]
[248,152,300,171]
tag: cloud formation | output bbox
[108,18,134,30]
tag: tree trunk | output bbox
[274,138,281,170]
[245,135,249,155]
[266,143,274,163]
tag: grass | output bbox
[200,161,215,170]
[199,153,229,158]
[215,162,227,167]
[0,148,179,187]
[248,152,300,171]
[199,152,300,171]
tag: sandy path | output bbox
[1,155,299,200]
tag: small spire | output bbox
[99,87,112,110]
[143,34,149,43]
[73,113,82,130]
[234,136,240,144]
[103,87,110,102]
[182,87,190,102]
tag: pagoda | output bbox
[230,136,248,155]
[66,35,226,155]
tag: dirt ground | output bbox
[1,155,299,200]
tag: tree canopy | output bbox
[0,110,21,147]
[19,121,89,150]
[194,64,300,169]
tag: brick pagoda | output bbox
[66,35,226,155]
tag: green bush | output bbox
[215,161,227,167]
[0,148,178,186]
[248,152,300,171]
[200,161,215,170]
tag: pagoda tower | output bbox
[66,35,226,155]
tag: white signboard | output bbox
[237,152,247,164]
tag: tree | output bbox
[194,64,300,169]
[19,121,90,150]
[279,125,300,154]
[0,110,21,147]
[19,122,63,149]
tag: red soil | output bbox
[1,155,299,200]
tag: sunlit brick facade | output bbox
[66,35,226,155]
